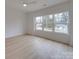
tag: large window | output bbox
[34,11,69,34]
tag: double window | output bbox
[34,11,69,34]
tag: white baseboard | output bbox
[5,33,26,39]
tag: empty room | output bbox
[5,0,73,59]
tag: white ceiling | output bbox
[6,0,70,13]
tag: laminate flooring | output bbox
[6,35,73,59]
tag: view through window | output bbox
[34,11,69,34]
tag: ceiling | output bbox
[6,0,70,13]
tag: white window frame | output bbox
[43,15,53,32]
[34,11,69,34]
[34,16,43,31]
[54,11,69,34]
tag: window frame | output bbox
[43,15,54,32]
[54,11,69,34]
[34,16,43,31]
[34,11,69,34]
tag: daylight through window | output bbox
[34,11,69,34]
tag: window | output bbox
[43,15,53,31]
[54,12,69,34]
[35,16,43,30]
[34,11,69,34]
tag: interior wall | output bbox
[27,1,73,46]
[5,6,28,38]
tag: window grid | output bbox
[34,11,69,34]
[43,15,53,32]
[54,12,69,34]
[35,16,43,30]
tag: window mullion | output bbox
[53,15,55,31]
[42,16,44,31]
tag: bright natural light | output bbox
[54,12,69,34]
[43,15,53,31]
[35,16,43,30]
[35,11,69,34]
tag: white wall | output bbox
[5,6,28,38]
[27,1,73,46]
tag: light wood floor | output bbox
[6,35,73,59]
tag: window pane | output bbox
[55,24,68,34]
[54,12,69,23]
[44,20,53,31]
[44,28,53,31]
[36,16,43,24]
[36,24,42,30]
[43,15,53,31]
[35,16,43,30]
[49,15,53,19]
